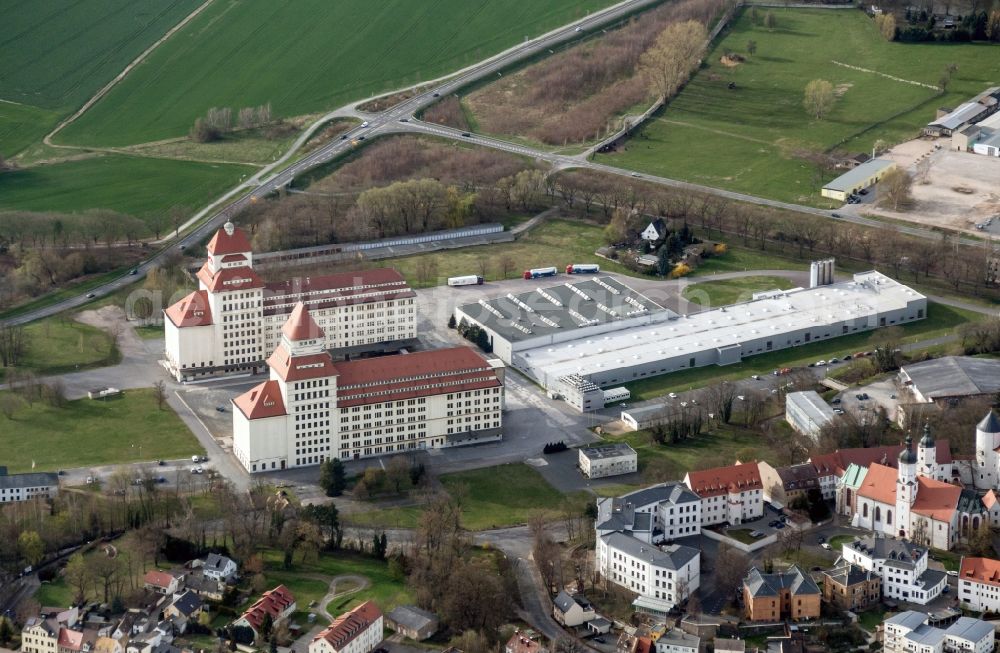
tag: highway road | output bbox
[3,0,983,328]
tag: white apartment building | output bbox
[884,612,994,653]
[0,469,59,503]
[655,631,700,653]
[309,601,383,653]
[595,484,701,545]
[164,222,417,381]
[958,557,1000,612]
[232,303,504,472]
[840,534,945,604]
[596,531,700,616]
[21,619,59,653]
[683,462,763,526]
[579,443,638,479]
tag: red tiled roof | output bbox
[233,381,287,420]
[810,441,952,477]
[207,224,252,255]
[165,290,213,328]
[686,462,762,497]
[314,601,382,650]
[338,378,500,408]
[912,477,961,521]
[336,348,492,387]
[58,629,83,651]
[960,557,1000,587]
[281,303,324,342]
[267,349,338,383]
[221,253,247,262]
[264,269,409,298]
[855,463,897,505]
[984,490,999,509]
[263,291,415,317]
[240,585,295,632]
[636,637,653,653]
[197,262,264,293]
[143,570,175,589]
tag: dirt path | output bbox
[295,573,370,620]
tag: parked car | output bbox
[834,408,845,415]
[668,392,677,399]
[191,455,200,463]
[829,357,840,363]
[749,530,764,538]
[821,542,831,550]
[831,397,842,404]
[774,522,786,529]
[751,374,761,380]
[818,535,826,543]
[947,570,958,577]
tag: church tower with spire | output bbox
[896,435,918,538]
[917,421,939,481]
[975,410,1000,490]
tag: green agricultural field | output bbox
[682,275,795,306]
[0,0,203,156]
[0,155,247,228]
[391,219,633,288]
[0,388,203,473]
[602,8,1000,204]
[59,0,617,147]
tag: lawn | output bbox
[0,155,247,229]
[931,548,963,572]
[682,275,796,307]
[59,0,617,147]
[347,463,565,530]
[0,388,203,472]
[0,0,203,156]
[623,301,980,400]
[390,218,635,288]
[598,424,786,480]
[858,607,887,632]
[689,247,808,276]
[726,528,760,545]
[34,579,74,607]
[260,550,412,615]
[601,8,1000,204]
[0,315,119,382]
[827,534,858,553]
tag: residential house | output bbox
[552,592,597,627]
[385,605,437,642]
[684,462,763,526]
[21,618,59,653]
[201,554,238,582]
[58,628,96,653]
[143,571,181,596]
[182,572,225,602]
[742,566,820,622]
[233,585,296,639]
[579,444,638,479]
[840,534,945,604]
[309,601,382,653]
[958,556,1000,612]
[758,462,820,507]
[93,638,122,653]
[163,591,203,626]
[0,467,59,503]
[713,640,745,653]
[821,561,881,612]
[655,631,699,653]
[641,219,668,243]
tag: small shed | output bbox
[386,605,439,641]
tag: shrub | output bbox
[670,262,691,278]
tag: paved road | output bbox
[2,0,664,328]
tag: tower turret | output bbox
[917,421,936,477]
[975,410,1000,490]
[896,435,917,537]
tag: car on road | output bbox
[829,357,840,364]
[361,121,369,127]
[859,188,869,195]
[833,408,845,415]
[832,213,842,218]
[817,535,826,543]
[461,132,471,137]
[399,118,409,122]
[158,460,165,466]
[630,172,640,178]
[816,360,827,366]
[192,455,200,463]
[157,477,167,484]
[831,397,841,404]
[947,570,958,577]
[861,393,870,400]
[821,542,831,550]
[358,135,366,140]
[575,26,582,32]
[668,392,677,399]
[215,405,226,412]
[774,521,785,529]
[130,269,138,275]
[751,374,761,380]
[86,476,94,484]
[86,293,95,298]
[341,134,348,139]
[432,92,440,97]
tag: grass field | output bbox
[623,301,981,400]
[260,549,412,616]
[59,0,617,147]
[0,388,202,472]
[682,275,796,306]
[0,0,203,156]
[0,154,247,227]
[347,463,565,530]
[0,315,120,382]
[391,218,633,288]
[602,8,1000,204]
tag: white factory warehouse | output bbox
[454,266,927,412]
